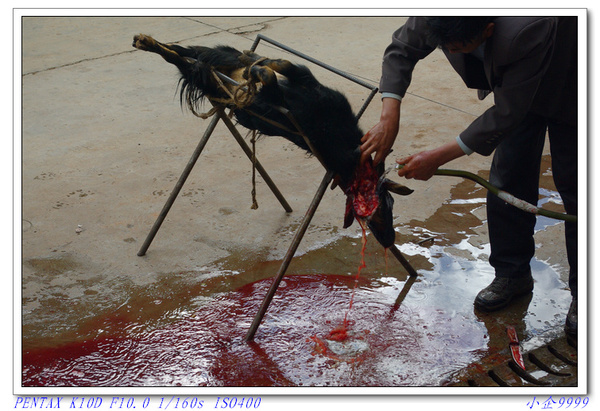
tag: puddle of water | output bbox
[22,157,572,387]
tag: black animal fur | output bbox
[133,34,411,248]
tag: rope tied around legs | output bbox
[250,129,259,210]
[185,59,268,209]
[193,58,268,119]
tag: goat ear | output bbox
[382,179,414,196]
[330,175,341,190]
[343,197,355,229]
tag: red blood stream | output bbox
[325,160,379,343]
[326,221,368,342]
[307,222,368,362]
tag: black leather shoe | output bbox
[565,298,577,337]
[474,274,534,312]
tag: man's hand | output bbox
[360,120,398,166]
[396,151,441,181]
[360,97,401,166]
[396,140,467,181]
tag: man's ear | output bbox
[483,22,495,39]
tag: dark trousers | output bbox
[487,113,578,297]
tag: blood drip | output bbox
[325,220,368,342]
[316,160,379,346]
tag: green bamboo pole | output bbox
[395,165,577,223]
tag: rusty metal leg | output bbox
[245,170,335,341]
[388,244,418,277]
[391,274,418,312]
[137,114,220,256]
[217,109,293,213]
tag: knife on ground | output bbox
[506,326,526,370]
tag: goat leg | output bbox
[132,34,195,70]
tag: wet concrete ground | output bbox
[21,170,576,388]
[19,13,582,397]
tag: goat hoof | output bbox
[133,34,156,51]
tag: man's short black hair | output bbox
[425,17,495,46]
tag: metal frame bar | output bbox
[250,35,380,120]
[137,114,220,257]
[245,170,336,341]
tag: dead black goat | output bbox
[132,34,412,248]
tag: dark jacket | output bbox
[380,16,578,155]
